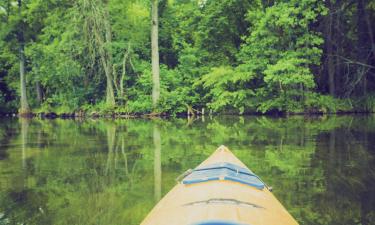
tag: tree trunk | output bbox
[151,0,160,109]
[106,75,115,106]
[120,53,126,103]
[98,40,115,106]
[97,29,115,107]
[120,44,131,105]
[334,0,343,96]
[363,0,375,64]
[357,0,369,96]
[104,7,115,106]
[325,0,335,96]
[36,81,43,105]
[18,0,30,116]
[6,0,10,21]
[83,0,115,107]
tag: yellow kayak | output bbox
[141,145,299,225]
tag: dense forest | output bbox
[0,0,375,116]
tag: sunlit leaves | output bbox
[236,0,326,113]
[199,66,256,113]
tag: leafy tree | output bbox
[26,1,85,112]
[0,0,375,115]
[240,0,326,113]
[194,0,254,65]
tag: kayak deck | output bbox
[182,162,265,189]
[141,145,299,225]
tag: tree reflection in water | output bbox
[0,115,374,225]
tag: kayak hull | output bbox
[141,145,299,225]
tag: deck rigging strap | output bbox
[182,162,265,190]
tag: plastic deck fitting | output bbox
[183,162,264,190]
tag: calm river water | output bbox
[0,116,374,225]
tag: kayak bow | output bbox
[141,145,299,225]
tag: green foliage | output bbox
[126,95,153,114]
[0,0,373,115]
[199,66,255,113]
[26,1,86,111]
[238,0,326,113]
[157,51,204,114]
[303,93,341,113]
[193,0,253,65]
[346,95,375,113]
[363,95,375,112]
[125,62,153,113]
[198,0,329,114]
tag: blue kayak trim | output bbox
[192,220,250,225]
[182,162,265,190]
[195,162,255,176]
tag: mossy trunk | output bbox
[104,7,115,107]
[325,0,335,96]
[18,0,30,116]
[151,0,160,110]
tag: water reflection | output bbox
[105,123,116,176]
[0,116,374,225]
[20,118,29,170]
[153,124,162,202]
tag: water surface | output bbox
[0,116,374,225]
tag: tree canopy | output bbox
[0,0,374,115]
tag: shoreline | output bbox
[0,110,374,119]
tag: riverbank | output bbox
[2,91,375,120]
[1,95,374,119]
[1,107,374,119]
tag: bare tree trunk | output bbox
[334,0,343,96]
[19,46,29,113]
[120,53,126,103]
[6,0,10,21]
[364,0,375,64]
[95,26,115,106]
[357,0,369,96]
[18,0,30,115]
[327,38,335,96]
[82,0,115,107]
[151,0,160,109]
[120,44,131,105]
[36,81,43,105]
[363,1,374,99]
[104,6,115,106]
[325,0,335,96]
[106,74,115,106]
